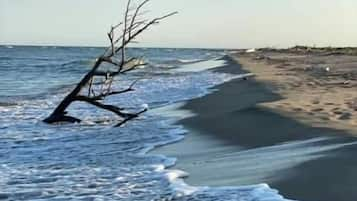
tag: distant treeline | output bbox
[257,46,357,56]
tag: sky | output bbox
[1,0,357,49]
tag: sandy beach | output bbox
[237,48,357,133]
[153,50,357,201]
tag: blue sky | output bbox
[1,0,357,48]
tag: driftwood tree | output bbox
[43,0,177,127]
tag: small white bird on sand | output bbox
[325,67,331,72]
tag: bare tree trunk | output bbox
[43,0,177,126]
[43,58,103,123]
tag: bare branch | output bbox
[44,0,177,126]
[129,0,150,38]
[115,108,148,127]
[91,88,134,100]
[112,22,123,29]
[104,22,123,56]
[88,77,93,96]
[107,31,115,56]
[153,11,178,21]
[75,96,128,117]
[114,11,177,55]
[87,76,142,102]
[119,0,132,69]
[101,57,122,67]
[94,57,137,77]
[121,63,147,74]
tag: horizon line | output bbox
[0,43,234,51]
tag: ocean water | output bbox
[0,46,290,201]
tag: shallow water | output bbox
[0,46,290,201]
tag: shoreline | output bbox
[153,53,357,201]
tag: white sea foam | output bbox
[149,102,196,119]
[178,59,204,63]
[175,58,226,72]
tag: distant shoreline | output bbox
[5,44,357,53]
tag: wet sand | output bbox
[153,53,357,201]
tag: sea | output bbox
[0,46,290,201]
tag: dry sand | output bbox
[235,49,357,134]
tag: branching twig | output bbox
[115,108,148,127]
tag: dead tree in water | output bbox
[43,0,177,127]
